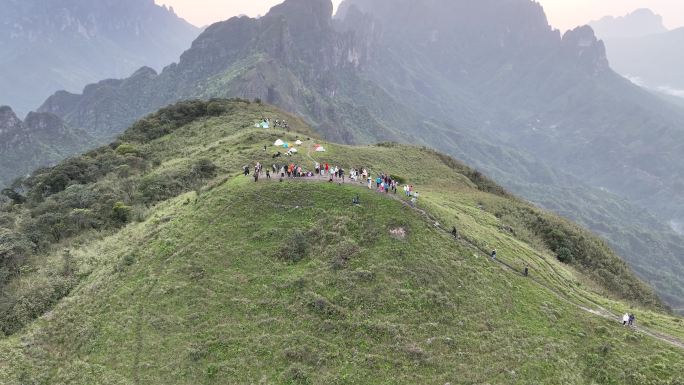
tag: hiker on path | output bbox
[325,163,329,176]
[340,168,345,183]
[491,249,497,260]
[367,177,373,189]
[524,266,529,277]
[623,313,630,326]
[253,172,259,183]
[629,314,636,327]
[266,170,271,180]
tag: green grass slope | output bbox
[1,100,682,384]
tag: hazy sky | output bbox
[158,0,684,31]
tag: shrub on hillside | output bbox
[0,229,33,284]
[115,143,141,156]
[278,231,309,262]
[112,202,133,223]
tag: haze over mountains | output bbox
[0,0,199,116]
[590,9,684,98]
[1,1,684,381]
[1,0,684,311]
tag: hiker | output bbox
[524,266,529,277]
[315,162,320,175]
[491,249,497,260]
[451,227,459,238]
[340,168,345,183]
[629,314,636,327]
[253,172,259,183]
[410,195,417,207]
[367,177,373,189]
[243,166,250,176]
[325,163,329,176]
[623,313,630,326]
[376,176,382,189]
[266,170,271,180]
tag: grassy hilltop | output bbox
[0,99,682,384]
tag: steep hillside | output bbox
[0,0,199,115]
[0,106,93,187]
[27,0,684,311]
[1,100,682,384]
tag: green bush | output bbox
[115,143,141,156]
[278,231,309,263]
[112,202,133,223]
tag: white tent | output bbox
[274,139,284,146]
[289,148,298,153]
[315,146,326,152]
[295,140,303,145]
[261,122,270,129]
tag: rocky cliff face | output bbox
[0,106,23,136]
[36,0,398,144]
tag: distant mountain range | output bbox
[0,0,200,116]
[0,106,92,185]
[590,8,667,39]
[591,9,684,97]
[2,0,684,310]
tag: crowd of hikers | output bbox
[244,158,422,206]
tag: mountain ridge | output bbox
[1,99,682,383]
[0,0,200,116]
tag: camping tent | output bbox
[289,148,298,153]
[260,122,270,129]
[274,139,284,146]
[315,146,326,152]
[282,143,290,149]
[295,140,303,145]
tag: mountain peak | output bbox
[267,0,334,22]
[590,8,667,39]
[0,106,22,135]
[561,26,609,72]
